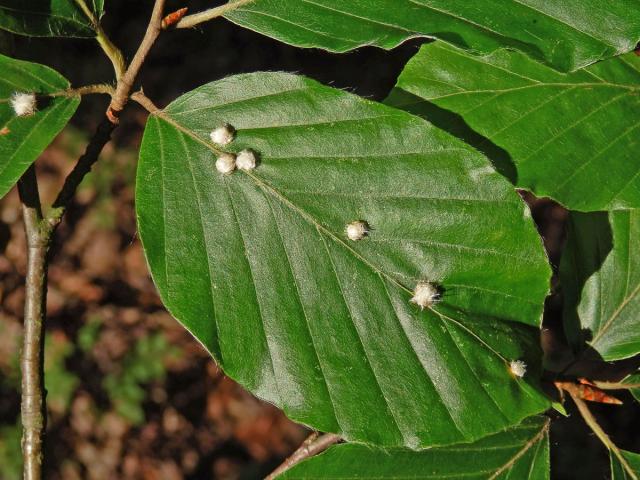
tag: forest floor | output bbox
[0,127,307,480]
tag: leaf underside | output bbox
[386,42,640,212]
[0,54,79,199]
[136,72,551,448]
[280,416,550,479]
[224,0,640,72]
[561,210,640,361]
[0,0,102,37]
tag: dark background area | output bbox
[1,1,639,479]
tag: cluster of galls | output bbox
[211,124,258,174]
[210,123,527,378]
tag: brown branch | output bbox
[17,166,51,480]
[265,433,341,480]
[48,117,117,227]
[108,0,166,121]
[52,0,168,222]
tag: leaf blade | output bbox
[224,0,640,72]
[279,416,550,479]
[0,0,102,37]
[0,54,79,199]
[611,450,640,480]
[560,210,640,361]
[386,42,640,211]
[136,72,551,447]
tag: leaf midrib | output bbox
[398,82,636,104]
[151,110,540,314]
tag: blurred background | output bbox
[0,1,639,478]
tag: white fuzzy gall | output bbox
[215,153,236,174]
[10,92,37,117]
[410,281,440,310]
[236,149,258,171]
[210,124,235,146]
[509,360,527,378]
[346,221,369,241]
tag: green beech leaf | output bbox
[136,72,551,448]
[280,416,550,479]
[560,210,640,361]
[611,450,640,480]
[0,54,79,199]
[622,372,640,403]
[223,1,640,72]
[0,0,103,37]
[385,42,640,211]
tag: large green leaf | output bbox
[560,210,640,361]
[611,450,640,480]
[280,416,550,479]
[136,72,551,448]
[0,0,103,37]
[385,42,640,211]
[223,0,640,72]
[0,54,79,199]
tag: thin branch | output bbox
[131,90,161,113]
[108,0,167,121]
[589,379,640,390]
[50,84,115,98]
[18,166,51,480]
[174,0,256,29]
[567,389,638,480]
[265,433,341,480]
[48,116,117,226]
[73,0,126,80]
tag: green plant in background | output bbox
[103,332,181,425]
[77,315,103,353]
[0,420,23,480]
[44,333,80,415]
[0,332,79,480]
[1,1,640,479]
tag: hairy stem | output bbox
[50,84,115,98]
[174,0,255,29]
[265,433,341,480]
[18,166,51,480]
[73,0,126,79]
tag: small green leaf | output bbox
[0,0,103,37]
[611,450,640,480]
[560,210,640,361]
[0,54,79,199]
[386,42,640,211]
[280,416,550,479]
[224,0,640,72]
[622,372,640,403]
[137,72,551,448]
